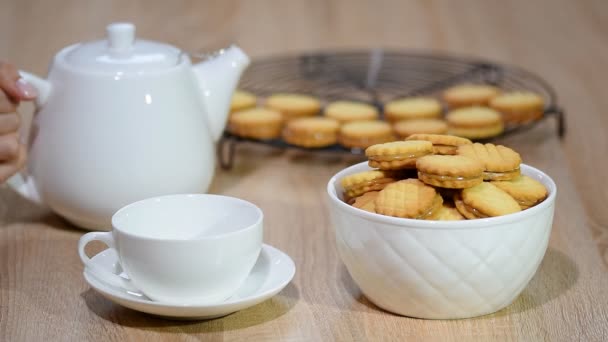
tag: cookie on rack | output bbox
[265,93,321,120]
[375,179,443,219]
[384,97,442,123]
[442,84,501,108]
[489,91,544,124]
[230,90,257,114]
[446,106,504,140]
[491,175,548,209]
[393,118,448,138]
[341,170,402,202]
[352,191,379,213]
[339,120,396,149]
[454,182,521,219]
[457,143,521,181]
[365,140,433,170]
[228,108,284,140]
[405,133,472,155]
[282,117,340,148]
[416,155,484,188]
[324,100,379,123]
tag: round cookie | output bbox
[446,106,504,140]
[266,93,321,119]
[435,202,466,221]
[384,97,442,123]
[325,101,379,123]
[365,140,434,170]
[230,90,257,113]
[491,175,548,209]
[442,84,501,108]
[489,91,544,124]
[416,155,484,189]
[457,143,521,181]
[282,117,340,148]
[393,118,448,138]
[406,133,472,155]
[375,179,443,219]
[228,108,283,140]
[454,182,521,219]
[340,170,401,201]
[339,120,395,149]
[352,191,379,213]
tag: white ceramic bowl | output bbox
[327,162,556,319]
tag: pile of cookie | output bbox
[227,84,545,149]
[340,135,548,220]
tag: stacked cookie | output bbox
[341,136,548,220]
[227,84,546,149]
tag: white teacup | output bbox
[78,194,263,305]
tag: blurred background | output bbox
[0,0,599,77]
[0,0,606,235]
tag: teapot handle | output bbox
[19,71,51,107]
[5,71,52,206]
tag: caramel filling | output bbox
[484,168,520,179]
[417,172,482,182]
[462,202,490,218]
[418,195,444,219]
[368,151,431,162]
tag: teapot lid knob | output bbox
[107,22,135,54]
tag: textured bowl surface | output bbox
[327,162,556,319]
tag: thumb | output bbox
[14,78,38,101]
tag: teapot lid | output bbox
[64,23,181,73]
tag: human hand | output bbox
[0,62,37,183]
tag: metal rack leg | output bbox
[556,108,566,138]
[217,136,237,170]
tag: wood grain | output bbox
[1,0,608,340]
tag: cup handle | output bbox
[78,232,139,292]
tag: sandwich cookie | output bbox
[266,93,321,120]
[446,106,504,140]
[351,191,379,213]
[416,155,484,188]
[282,117,340,148]
[375,179,443,219]
[454,182,521,219]
[365,140,434,170]
[339,120,395,149]
[384,97,442,123]
[405,133,472,155]
[435,202,466,221]
[228,108,283,140]
[324,101,379,123]
[230,90,257,114]
[393,118,448,138]
[341,170,401,202]
[457,143,521,181]
[442,84,500,108]
[489,91,544,124]
[491,175,548,209]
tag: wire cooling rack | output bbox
[219,49,565,169]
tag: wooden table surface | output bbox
[1,0,608,340]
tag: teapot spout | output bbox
[192,46,250,142]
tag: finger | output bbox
[0,62,22,99]
[0,113,19,134]
[0,144,26,184]
[0,63,37,101]
[0,89,17,113]
[0,133,19,161]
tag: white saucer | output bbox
[83,244,295,320]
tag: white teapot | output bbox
[8,22,250,230]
